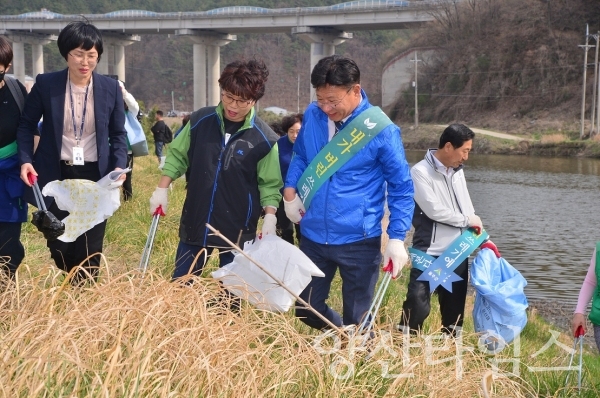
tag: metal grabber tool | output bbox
[565,325,584,391]
[139,205,165,273]
[356,260,394,348]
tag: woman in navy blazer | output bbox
[16,21,127,284]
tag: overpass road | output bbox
[1,0,440,108]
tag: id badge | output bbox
[72,146,85,165]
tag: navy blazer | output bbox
[16,69,127,207]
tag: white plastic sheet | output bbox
[212,235,325,312]
[41,169,129,242]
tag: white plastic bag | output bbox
[42,178,122,242]
[212,235,324,312]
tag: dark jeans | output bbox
[0,222,25,280]
[46,161,105,285]
[155,141,164,161]
[172,241,235,281]
[276,199,301,245]
[399,258,469,334]
[122,153,133,201]
[295,236,381,330]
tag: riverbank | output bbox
[401,124,600,158]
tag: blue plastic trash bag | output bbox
[471,248,528,352]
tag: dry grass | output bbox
[540,134,568,144]
[0,263,533,397]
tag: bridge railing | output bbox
[0,0,443,21]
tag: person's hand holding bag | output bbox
[261,213,277,236]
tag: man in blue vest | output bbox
[283,55,414,330]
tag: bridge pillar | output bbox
[176,30,236,109]
[192,43,207,109]
[101,33,141,82]
[11,42,25,84]
[32,43,44,78]
[293,27,352,99]
[0,31,56,84]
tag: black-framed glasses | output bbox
[221,91,254,108]
[315,85,354,109]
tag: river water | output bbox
[405,150,600,306]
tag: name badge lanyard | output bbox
[68,79,90,148]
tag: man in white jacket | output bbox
[398,124,498,337]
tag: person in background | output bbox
[149,59,282,286]
[0,36,28,282]
[269,120,285,137]
[397,124,498,337]
[16,21,127,285]
[151,110,172,164]
[283,55,414,330]
[275,113,302,245]
[572,249,600,353]
[119,80,139,202]
[174,114,190,140]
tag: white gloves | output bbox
[261,213,277,236]
[283,194,306,224]
[149,187,168,215]
[467,214,483,233]
[383,239,408,279]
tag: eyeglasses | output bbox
[315,86,354,109]
[68,52,98,65]
[221,91,254,108]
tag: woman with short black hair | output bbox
[17,21,127,284]
[275,113,303,245]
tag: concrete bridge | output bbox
[0,0,439,107]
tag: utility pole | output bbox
[590,31,599,136]
[597,38,600,136]
[579,25,594,139]
[171,91,175,114]
[297,74,300,113]
[411,51,422,130]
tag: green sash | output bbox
[296,106,392,209]
[409,228,489,293]
[0,141,18,160]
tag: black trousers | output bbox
[399,258,469,335]
[46,161,105,284]
[122,154,133,201]
[0,222,25,280]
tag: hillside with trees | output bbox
[387,0,600,134]
[3,0,600,133]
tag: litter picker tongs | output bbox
[28,173,65,240]
[29,174,46,212]
[139,205,165,273]
[565,325,584,391]
[356,260,394,347]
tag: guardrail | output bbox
[0,0,444,21]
